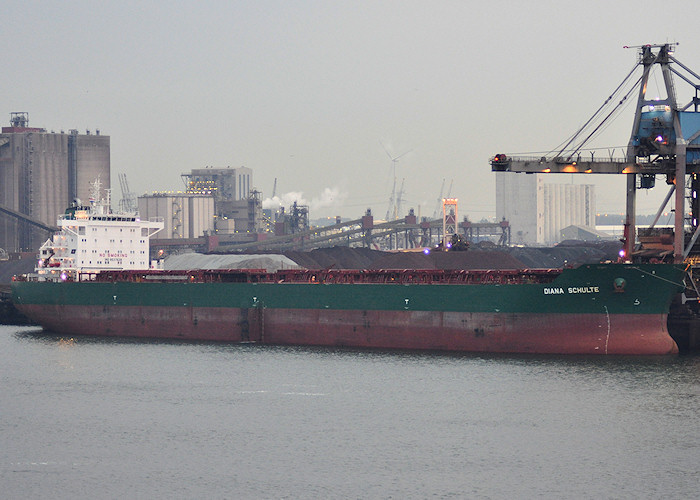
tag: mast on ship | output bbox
[88,176,112,215]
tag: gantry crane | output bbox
[118,173,138,213]
[491,43,700,262]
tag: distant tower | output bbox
[180,166,263,234]
[0,112,110,252]
[496,173,595,245]
[442,198,458,248]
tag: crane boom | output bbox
[491,43,700,262]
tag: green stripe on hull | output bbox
[13,264,685,316]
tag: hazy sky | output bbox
[5,1,700,221]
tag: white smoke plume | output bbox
[263,187,347,214]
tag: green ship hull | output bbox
[12,263,686,354]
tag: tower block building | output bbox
[0,113,110,252]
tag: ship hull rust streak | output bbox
[16,305,677,355]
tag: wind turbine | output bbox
[381,143,412,220]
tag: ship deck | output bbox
[78,268,565,286]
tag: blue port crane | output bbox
[491,43,700,262]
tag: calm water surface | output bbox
[1,325,698,499]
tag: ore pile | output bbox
[279,241,621,271]
[283,246,386,270]
[507,241,621,268]
[366,250,524,270]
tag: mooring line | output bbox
[630,266,684,287]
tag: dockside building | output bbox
[496,172,596,245]
[0,112,110,252]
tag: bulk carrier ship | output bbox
[11,263,686,355]
[12,43,700,355]
[10,184,686,355]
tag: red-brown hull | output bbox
[18,304,678,355]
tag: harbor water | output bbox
[1,325,698,499]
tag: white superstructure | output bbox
[35,179,164,281]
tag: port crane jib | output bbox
[491,43,700,262]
